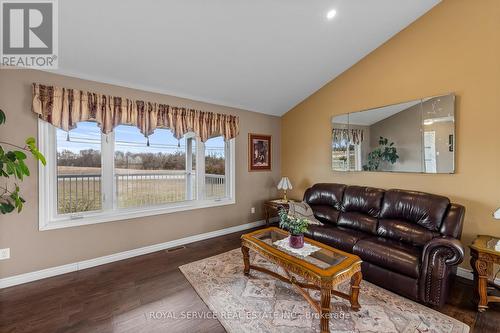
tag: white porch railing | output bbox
[57,172,225,214]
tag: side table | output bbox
[263,199,297,226]
[470,235,500,312]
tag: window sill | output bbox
[39,198,236,231]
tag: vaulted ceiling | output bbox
[55,0,440,115]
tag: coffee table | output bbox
[241,227,362,333]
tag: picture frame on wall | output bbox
[248,133,272,171]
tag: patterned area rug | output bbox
[179,248,469,333]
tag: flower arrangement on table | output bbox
[278,208,309,249]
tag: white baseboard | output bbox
[0,219,273,289]
[456,267,474,280]
[457,266,500,284]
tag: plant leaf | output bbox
[25,137,36,146]
[0,202,15,214]
[14,151,27,160]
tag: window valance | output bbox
[32,83,239,142]
[332,128,364,145]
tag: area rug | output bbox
[179,248,469,333]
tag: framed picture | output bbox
[248,133,272,171]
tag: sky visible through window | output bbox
[56,122,224,156]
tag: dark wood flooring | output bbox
[1,226,499,333]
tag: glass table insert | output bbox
[252,228,347,270]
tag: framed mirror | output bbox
[332,93,455,173]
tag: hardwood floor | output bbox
[0,227,498,333]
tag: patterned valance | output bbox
[32,83,239,142]
[332,128,364,145]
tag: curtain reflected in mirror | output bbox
[332,94,455,173]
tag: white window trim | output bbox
[38,120,236,231]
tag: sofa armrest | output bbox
[419,237,464,307]
[422,236,464,266]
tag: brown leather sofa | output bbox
[300,183,465,307]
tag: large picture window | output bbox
[39,120,235,230]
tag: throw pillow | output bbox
[287,201,323,226]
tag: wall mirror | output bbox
[331,93,455,173]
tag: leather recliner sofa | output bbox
[300,183,465,307]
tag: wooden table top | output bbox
[265,199,297,206]
[470,235,500,256]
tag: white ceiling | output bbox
[53,0,440,116]
[333,99,422,126]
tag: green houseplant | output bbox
[278,208,309,249]
[362,136,399,171]
[0,109,46,214]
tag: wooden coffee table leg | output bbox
[242,246,250,276]
[320,287,331,333]
[350,271,362,311]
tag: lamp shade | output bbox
[494,208,500,220]
[277,177,292,190]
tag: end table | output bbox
[470,235,500,312]
[263,199,297,226]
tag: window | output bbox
[204,136,227,199]
[56,122,102,214]
[39,120,235,230]
[114,125,194,208]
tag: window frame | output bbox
[38,120,236,230]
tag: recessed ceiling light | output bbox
[326,9,337,20]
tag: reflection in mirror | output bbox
[421,94,455,173]
[331,94,455,173]
[331,114,356,171]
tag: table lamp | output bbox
[494,208,500,220]
[277,177,292,202]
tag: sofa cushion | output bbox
[380,189,450,231]
[377,219,439,247]
[336,186,384,234]
[310,205,340,225]
[353,237,421,278]
[303,183,345,208]
[307,225,371,252]
[303,226,315,239]
[342,186,385,217]
[439,203,466,238]
[337,211,378,234]
[361,261,419,301]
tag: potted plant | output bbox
[278,209,309,249]
[0,109,46,214]
[362,136,399,171]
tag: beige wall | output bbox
[282,0,500,269]
[0,70,281,278]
